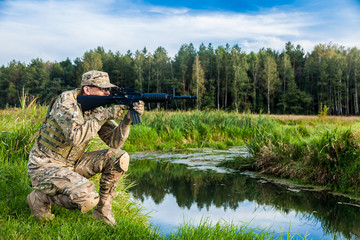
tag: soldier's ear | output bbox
[83,86,91,96]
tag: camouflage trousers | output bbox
[27,145,129,211]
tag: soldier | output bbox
[26,70,144,225]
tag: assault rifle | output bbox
[77,88,197,124]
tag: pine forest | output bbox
[1,41,360,115]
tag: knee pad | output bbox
[107,149,130,172]
[118,151,129,172]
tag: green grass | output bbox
[0,105,309,239]
[123,110,251,151]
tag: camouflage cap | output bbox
[81,70,118,88]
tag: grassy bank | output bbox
[227,114,360,197]
[0,106,306,239]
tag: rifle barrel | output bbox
[174,95,197,99]
[140,93,197,101]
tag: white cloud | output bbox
[0,0,359,66]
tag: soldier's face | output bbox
[83,86,110,96]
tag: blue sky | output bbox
[0,0,359,66]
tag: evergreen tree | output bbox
[3,61,24,106]
[109,51,123,87]
[215,46,225,110]
[231,45,249,112]
[0,67,5,107]
[59,58,76,89]
[152,47,171,110]
[173,44,196,109]
[173,44,196,95]
[350,48,360,115]
[190,55,205,109]
[248,52,260,112]
[118,51,135,88]
[345,47,360,115]
[277,52,294,112]
[223,44,232,109]
[262,54,280,114]
[198,43,216,108]
[145,51,153,92]
[82,50,103,72]
[134,49,146,90]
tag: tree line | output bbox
[1,41,360,115]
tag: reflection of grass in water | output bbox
[169,218,308,240]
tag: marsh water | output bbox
[127,147,360,240]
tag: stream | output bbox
[127,147,360,240]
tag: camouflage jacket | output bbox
[29,89,131,167]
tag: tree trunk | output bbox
[346,74,350,115]
[267,76,270,114]
[217,65,220,110]
[355,69,359,115]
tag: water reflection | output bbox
[127,148,360,240]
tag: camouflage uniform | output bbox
[27,70,143,225]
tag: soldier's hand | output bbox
[106,105,128,119]
[133,101,145,116]
[92,106,107,121]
